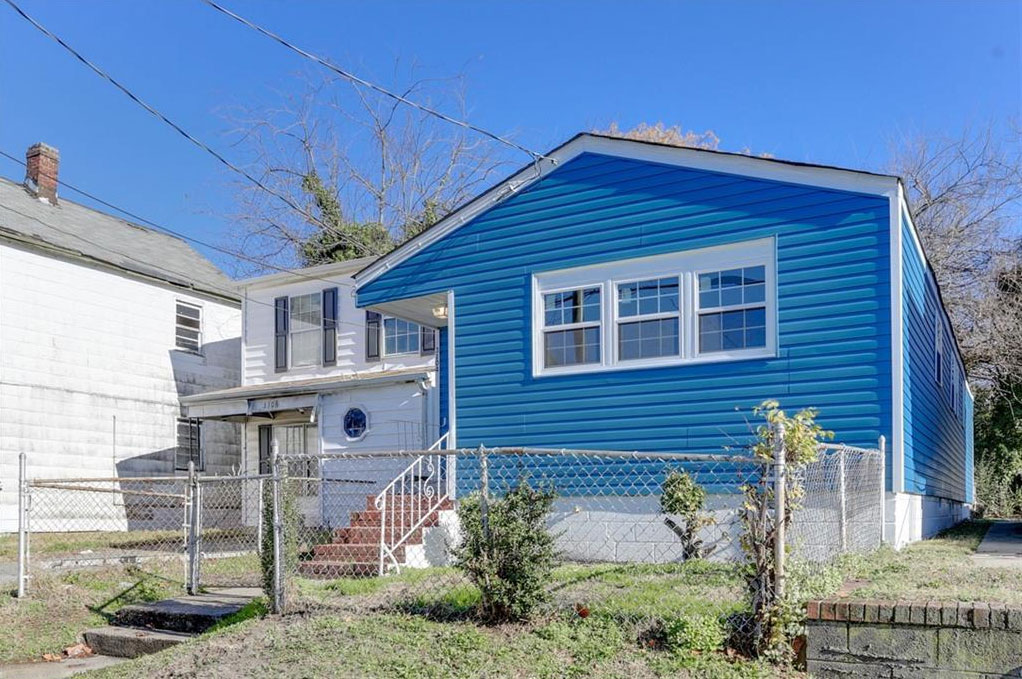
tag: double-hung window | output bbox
[289,293,322,367]
[696,266,767,354]
[542,287,601,368]
[532,237,775,377]
[617,278,679,361]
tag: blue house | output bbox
[355,133,973,548]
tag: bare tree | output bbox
[598,121,721,150]
[222,68,510,273]
[890,123,1022,390]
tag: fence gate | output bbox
[193,474,267,591]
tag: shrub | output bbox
[453,479,557,622]
[664,614,727,653]
[738,400,832,661]
[660,470,715,559]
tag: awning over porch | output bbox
[180,368,431,421]
[363,290,449,328]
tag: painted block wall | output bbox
[360,153,894,468]
[0,242,242,532]
[900,215,969,502]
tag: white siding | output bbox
[241,277,434,386]
[0,242,242,532]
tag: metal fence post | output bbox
[186,460,201,595]
[270,440,285,614]
[838,447,848,553]
[478,444,490,542]
[17,452,27,598]
[773,421,786,602]
[878,435,887,546]
[256,477,264,556]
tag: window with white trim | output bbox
[697,266,767,354]
[542,286,601,368]
[617,278,679,361]
[289,293,322,367]
[532,237,775,376]
[383,316,420,355]
[175,301,202,352]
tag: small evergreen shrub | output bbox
[664,614,727,653]
[453,479,557,622]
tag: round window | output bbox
[343,407,368,440]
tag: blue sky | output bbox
[2,1,1019,274]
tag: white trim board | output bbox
[354,133,900,287]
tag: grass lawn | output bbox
[833,519,1022,604]
[82,611,791,679]
[0,565,181,663]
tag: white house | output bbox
[0,143,243,533]
[180,259,444,575]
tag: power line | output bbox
[0,150,405,334]
[0,148,355,289]
[1,0,375,258]
[198,0,550,163]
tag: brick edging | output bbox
[806,599,1022,630]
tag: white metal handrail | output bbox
[374,433,450,575]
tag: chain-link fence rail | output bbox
[266,440,883,645]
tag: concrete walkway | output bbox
[971,520,1022,568]
[0,655,127,679]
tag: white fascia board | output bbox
[239,257,375,291]
[355,134,900,288]
[890,184,905,494]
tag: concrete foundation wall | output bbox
[807,599,1022,678]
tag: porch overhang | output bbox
[180,368,431,422]
[363,290,449,328]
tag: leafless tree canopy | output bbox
[891,124,1022,389]
[223,69,509,273]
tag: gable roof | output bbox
[238,256,377,291]
[355,132,900,286]
[0,176,238,303]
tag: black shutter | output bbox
[365,310,381,361]
[322,287,338,366]
[421,325,436,355]
[258,424,272,475]
[274,296,289,372]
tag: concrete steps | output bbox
[83,626,193,660]
[82,588,257,659]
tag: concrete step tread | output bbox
[113,591,253,634]
[83,625,192,659]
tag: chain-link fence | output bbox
[265,438,884,644]
[12,435,884,645]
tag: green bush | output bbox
[453,479,557,622]
[260,479,301,599]
[664,614,727,653]
[660,470,714,559]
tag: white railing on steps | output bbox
[374,432,450,575]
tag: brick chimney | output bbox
[25,143,59,205]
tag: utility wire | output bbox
[1,0,375,258]
[0,149,361,292]
[198,0,551,163]
[0,150,405,334]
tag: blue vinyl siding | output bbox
[900,214,969,501]
[965,390,975,504]
[360,153,893,473]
